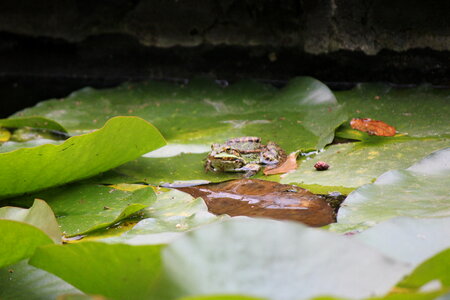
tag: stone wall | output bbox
[1,0,449,54]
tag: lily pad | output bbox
[281,139,450,193]
[354,217,450,265]
[0,220,53,268]
[15,77,347,153]
[397,248,450,289]
[335,148,450,229]
[163,218,410,300]
[336,83,450,138]
[0,260,82,300]
[0,199,61,243]
[0,116,68,133]
[103,189,225,245]
[0,116,166,199]
[179,296,266,300]
[110,153,238,185]
[29,242,168,300]
[0,199,61,268]
[10,183,157,237]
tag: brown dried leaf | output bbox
[263,151,299,175]
[350,118,396,137]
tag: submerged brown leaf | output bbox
[350,118,396,136]
[263,151,299,175]
[178,179,335,227]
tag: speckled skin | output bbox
[205,137,286,177]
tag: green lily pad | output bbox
[0,221,53,268]
[312,291,450,300]
[335,148,450,230]
[15,77,347,153]
[29,242,168,300]
[10,183,157,237]
[354,217,450,265]
[179,296,267,300]
[397,248,450,289]
[103,189,226,245]
[110,153,240,185]
[0,199,61,243]
[281,139,450,193]
[336,83,450,138]
[0,260,82,300]
[163,218,410,300]
[0,199,61,268]
[0,116,166,199]
[283,83,450,193]
[0,116,68,133]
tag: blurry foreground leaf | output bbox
[162,218,410,300]
[0,199,61,243]
[29,242,167,300]
[0,260,82,300]
[0,221,53,268]
[335,148,450,230]
[397,248,450,290]
[354,217,450,265]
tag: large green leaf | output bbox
[103,189,226,245]
[0,199,61,267]
[9,184,157,237]
[0,199,61,243]
[0,221,53,268]
[334,148,450,231]
[29,242,168,300]
[0,116,166,199]
[162,218,410,300]
[15,78,347,153]
[0,260,82,300]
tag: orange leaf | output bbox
[263,151,299,175]
[350,118,396,137]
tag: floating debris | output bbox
[314,161,330,171]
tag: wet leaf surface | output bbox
[0,260,82,300]
[178,179,335,227]
[0,116,166,199]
